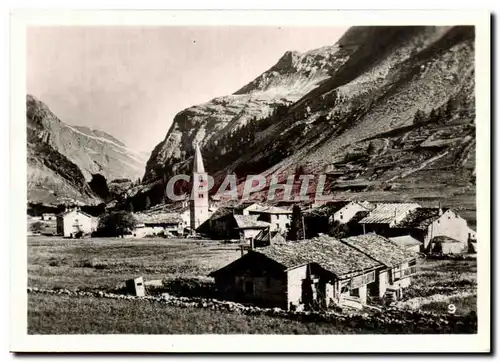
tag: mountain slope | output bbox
[27,95,148,205]
[141,26,476,217]
[27,95,147,182]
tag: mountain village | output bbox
[25,25,479,335]
[28,143,477,313]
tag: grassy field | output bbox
[28,236,241,290]
[27,236,477,334]
[28,293,358,334]
[396,258,477,316]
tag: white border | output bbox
[10,9,491,353]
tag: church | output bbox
[190,143,210,230]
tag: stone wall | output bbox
[27,287,477,334]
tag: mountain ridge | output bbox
[27,94,148,205]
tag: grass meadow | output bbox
[27,236,477,334]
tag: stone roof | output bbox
[396,207,448,230]
[389,235,423,248]
[233,215,270,229]
[57,208,92,219]
[341,233,417,267]
[359,203,421,224]
[257,235,382,277]
[251,205,292,215]
[135,212,182,225]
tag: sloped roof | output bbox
[389,235,423,248]
[57,209,93,219]
[193,143,205,173]
[341,233,416,267]
[254,229,286,244]
[233,215,270,229]
[207,206,234,221]
[431,235,463,244]
[349,210,370,224]
[359,203,421,224]
[253,205,293,215]
[257,235,382,277]
[396,208,448,229]
[135,212,182,225]
[233,202,265,213]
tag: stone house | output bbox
[56,208,97,238]
[358,203,421,235]
[133,212,184,237]
[248,206,292,232]
[196,207,237,239]
[41,213,56,221]
[340,233,418,301]
[395,208,476,253]
[332,201,374,224]
[209,235,384,310]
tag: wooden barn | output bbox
[209,235,384,310]
[340,233,418,301]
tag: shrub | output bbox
[97,211,137,237]
[30,221,46,233]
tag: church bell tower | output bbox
[190,142,209,230]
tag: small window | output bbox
[198,193,204,198]
[340,215,343,220]
[409,259,417,266]
[199,175,203,182]
[437,220,440,224]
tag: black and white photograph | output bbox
[9,9,490,353]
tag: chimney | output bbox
[438,202,443,216]
[240,245,245,257]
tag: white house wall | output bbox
[61,210,93,237]
[333,202,368,224]
[424,210,474,249]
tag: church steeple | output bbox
[190,141,209,231]
[193,142,205,173]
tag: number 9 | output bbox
[448,304,456,314]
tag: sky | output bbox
[27,26,348,152]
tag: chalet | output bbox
[303,201,350,237]
[197,203,288,239]
[233,215,271,245]
[209,235,384,310]
[56,208,98,238]
[41,213,56,221]
[248,206,292,232]
[133,212,184,237]
[303,201,371,238]
[196,207,238,239]
[389,235,423,253]
[395,208,476,253]
[358,203,421,235]
[340,233,418,301]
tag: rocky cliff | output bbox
[27,95,148,205]
[141,26,476,218]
